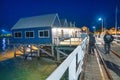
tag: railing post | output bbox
[69,57,76,80]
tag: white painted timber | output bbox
[46,37,87,80]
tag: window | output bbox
[25,31,34,38]
[39,30,49,38]
[44,31,48,37]
[14,32,22,38]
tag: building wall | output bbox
[11,26,52,44]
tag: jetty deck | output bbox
[82,38,120,80]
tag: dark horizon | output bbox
[0,0,120,32]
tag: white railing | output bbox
[46,37,88,80]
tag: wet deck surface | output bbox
[83,54,102,80]
[82,38,120,80]
[97,43,120,80]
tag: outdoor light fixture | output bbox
[92,26,96,33]
[98,18,103,33]
[98,18,102,21]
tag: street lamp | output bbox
[98,18,103,33]
[92,26,96,33]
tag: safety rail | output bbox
[46,37,88,80]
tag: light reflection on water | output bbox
[2,38,6,51]
[0,38,10,52]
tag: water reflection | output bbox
[0,38,10,52]
[2,38,6,51]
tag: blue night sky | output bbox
[0,0,120,32]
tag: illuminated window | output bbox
[38,30,49,38]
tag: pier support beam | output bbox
[57,49,60,62]
[14,44,16,57]
[23,45,27,59]
[30,45,32,57]
[51,45,54,57]
[38,46,40,58]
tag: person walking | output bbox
[88,32,96,55]
[103,31,114,54]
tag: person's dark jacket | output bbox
[89,33,96,46]
[104,34,114,43]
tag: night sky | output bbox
[0,0,120,32]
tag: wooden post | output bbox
[30,44,32,57]
[56,37,59,46]
[14,44,16,57]
[70,38,71,46]
[57,49,60,62]
[51,45,54,57]
[37,48,40,59]
[37,45,40,59]
[23,45,27,59]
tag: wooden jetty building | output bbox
[11,13,83,61]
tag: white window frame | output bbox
[25,31,34,38]
[38,30,49,38]
[14,31,22,38]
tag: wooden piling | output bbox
[51,45,54,56]
[14,44,16,57]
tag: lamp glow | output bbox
[98,18,102,21]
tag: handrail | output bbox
[46,37,88,80]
